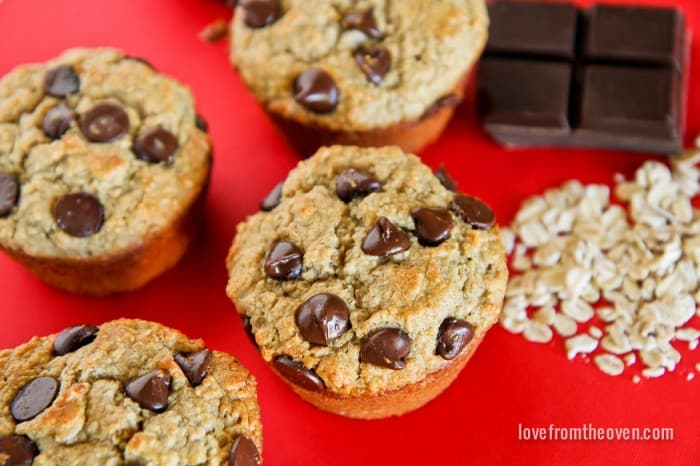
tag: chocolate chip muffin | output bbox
[226,146,507,419]
[0,319,262,465]
[0,48,212,295]
[230,0,489,156]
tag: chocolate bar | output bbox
[477,2,687,155]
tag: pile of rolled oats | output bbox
[500,148,700,381]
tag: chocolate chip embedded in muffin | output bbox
[0,173,19,217]
[295,293,351,345]
[265,240,303,279]
[354,46,391,85]
[293,69,339,114]
[341,9,385,40]
[240,0,281,28]
[360,328,411,370]
[0,435,38,466]
[80,102,130,142]
[229,436,262,466]
[174,349,212,386]
[362,217,411,257]
[42,103,75,139]
[436,318,475,360]
[43,65,80,97]
[451,194,495,229]
[11,377,60,422]
[335,168,381,202]
[272,355,326,392]
[125,369,172,413]
[51,193,105,238]
[411,207,453,246]
[434,165,457,191]
[260,182,283,211]
[53,324,99,356]
[133,127,179,164]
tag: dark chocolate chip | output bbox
[123,56,154,69]
[260,182,283,211]
[272,355,325,392]
[80,102,130,142]
[293,69,339,114]
[450,194,495,230]
[53,324,99,356]
[0,435,38,466]
[434,165,457,191]
[362,217,411,257]
[295,293,351,346]
[360,328,411,370]
[341,9,384,40]
[241,0,280,28]
[229,436,261,466]
[43,65,80,98]
[0,173,19,217]
[133,127,179,165]
[421,94,462,120]
[353,46,391,85]
[42,103,75,139]
[11,377,60,422]
[265,240,303,280]
[52,193,104,238]
[335,168,381,203]
[125,369,171,413]
[174,350,211,386]
[411,207,453,246]
[241,315,259,348]
[436,318,474,360]
[195,114,208,132]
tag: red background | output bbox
[1,0,698,464]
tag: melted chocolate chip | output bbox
[241,315,259,348]
[133,127,179,165]
[43,65,80,98]
[295,294,351,346]
[335,168,381,203]
[0,435,38,466]
[174,350,211,386]
[436,318,474,360]
[265,240,303,280]
[52,193,104,238]
[360,328,411,370]
[293,69,339,114]
[80,102,130,142]
[434,165,457,191]
[53,324,99,356]
[229,436,261,466]
[11,377,60,422]
[362,217,411,257]
[0,172,19,217]
[272,355,325,392]
[260,182,283,211]
[195,114,208,132]
[354,46,391,85]
[411,207,453,246]
[125,369,171,413]
[42,103,75,139]
[421,94,462,120]
[451,194,495,230]
[341,9,384,40]
[241,0,280,28]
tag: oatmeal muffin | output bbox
[226,146,507,418]
[230,0,489,156]
[0,319,262,466]
[0,48,212,295]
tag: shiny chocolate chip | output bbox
[241,0,280,28]
[43,65,80,98]
[11,377,60,422]
[293,69,339,114]
[362,217,411,257]
[436,318,474,360]
[42,103,75,139]
[354,46,391,85]
[0,172,19,217]
[260,182,283,211]
[265,240,303,280]
[434,165,457,191]
[229,436,261,466]
[335,168,381,203]
[0,435,38,466]
[80,102,130,142]
[195,114,208,132]
[52,193,104,238]
[125,369,171,413]
[272,355,325,392]
[341,9,384,40]
[175,349,211,386]
[53,324,99,356]
[295,294,351,346]
[133,127,179,165]
[411,207,453,246]
[360,328,411,370]
[241,315,259,348]
[451,194,495,230]
[421,94,462,120]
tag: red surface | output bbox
[1,0,699,464]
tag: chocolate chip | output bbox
[362,217,411,257]
[125,369,171,413]
[241,315,259,348]
[411,207,453,246]
[293,69,339,114]
[80,102,130,142]
[174,350,211,386]
[360,328,411,370]
[341,9,384,40]
[241,0,280,28]
[421,94,462,120]
[11,377,60,422]
[353,46,391,85]
[434,165,457,191]
[195,114,208,132]
[335,168,381,203]
[229,436,261,466]
[295,294,351,346]
[133,127,179,165]
[0,435,38,466]
[272,355,325,392]
[43,65,80,98]
[53,324,99,356]
[52,193,104,238]
[0,173,19,217]
[42,103,75,139]
[436,318,474,360]
[451,194,495,230]
[265,240,303,280]
[260,182,282,211]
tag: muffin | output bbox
[226,145,507,418]
[230,0,489,156]
[0,48,212,295]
